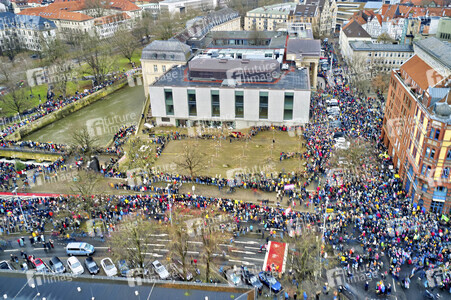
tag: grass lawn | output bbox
[153,130,306,177]
[0,80,93,117]
[115,50,143,71]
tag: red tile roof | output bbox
[19,0,139,21]
[400,55,443,91]
[94,12,130,26]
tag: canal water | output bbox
[25,85,145,147]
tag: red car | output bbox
[30,257,49,273]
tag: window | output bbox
[412,147,417,158]
[422,183,428,192]
[430,148,435,159]
[164,89,174,116]
[430,200,444,214]
[435,129,440,140]
[235,91,244,118]
[259,92,268,119]
[426,166,431,177]
[429,128,441,140]
[425,147,430,158]
[447,150,451,160]
[153,65,158,72]
[442,167,450,179]
[162,65,166,72]
[421,164,427,175]
[284,92,294,120]
[187,90,196,116]
[211,90,220,117]
[415,130,420,142]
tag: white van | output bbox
[326,99,339,107]
[66,242,95,256]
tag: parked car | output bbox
[151,260,169,280]
[170,259,193,281]
[0,260,14,270]
[31,257,49,273]
[258,272,282,293]
[84,257,99,275]
[117,260,132,277]
[101,258,117,277]
[241,269,263,290]
[67,257,84,275]
[221,267,243,286]
[66,242,95,256]
[48,257,66,274]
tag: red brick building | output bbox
[382,37,451,214]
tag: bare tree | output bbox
[377,32,394,44]
[113,29,139,64]
[0,61,31,115]
[124,137,154,173]
[80,33,116,85]
[0,37,22,62]
[176,142,205,178]
[329,139,372,176]
[372,72,390,94]
[70,171,102,201]
[40,35,74,98]
[71,126,99,157]
[108,215,158,270]
[167,211,191,281]
[84,0,109,18]
[200,214,232,282]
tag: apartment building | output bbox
[382,37,450,214]
[159,0,218,14]
[141,40,191,99]
[18,0,141,39]
[244,2,297,31]
[0,12,56,52]
[347,41,414,72]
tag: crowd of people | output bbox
[0,41,450,298]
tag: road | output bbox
[0,222,272,282]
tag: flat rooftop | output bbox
[350,41,413,52]
[154,65,310,90]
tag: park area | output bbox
[153,129,307,177]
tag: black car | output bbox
[241,269,263,290]
[0,260,14,270]
[333,132,344,139]
[48,257,65,274]
[84,257,99,275]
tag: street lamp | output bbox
[12,187,28,229]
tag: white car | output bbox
[67,257,84,275]
[151,260,170,280]
[101,258,118,277]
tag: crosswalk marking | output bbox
[243,257,264,262]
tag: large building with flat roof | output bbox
[148,53,311,128]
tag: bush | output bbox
[15,160,26,172]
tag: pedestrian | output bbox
[365,281,369,291]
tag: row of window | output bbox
[153,65,167,73]
[368,52,412,58]
[164,90,294,120]
[420,164,450,179]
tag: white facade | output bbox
[159,0,218,14]
[149,86,310,128]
